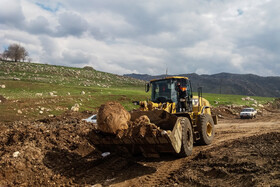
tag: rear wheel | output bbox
[197,114,215,145]
[178,118,193,157]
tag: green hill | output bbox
[0,61,147,122]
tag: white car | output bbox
[240,108,257,119]
[83,114,97,123]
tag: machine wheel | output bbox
[197,114,215,145]
[178,118,193,157]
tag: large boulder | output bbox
[97,102,130,134]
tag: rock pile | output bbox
[96,102,168,138]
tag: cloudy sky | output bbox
[0,0,279,76]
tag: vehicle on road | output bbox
[240,108,257,119]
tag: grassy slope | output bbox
[0,61,275,122]
[0,61,148,122]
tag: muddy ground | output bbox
[0,104,280,186]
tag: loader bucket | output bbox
[88,110,184,158]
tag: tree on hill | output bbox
[2,43,29,62]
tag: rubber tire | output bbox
[178,118,193,157]
[197,114,215,145]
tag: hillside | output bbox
[0,61,144,88]
[0,61,147,122]
[124,73,280,97]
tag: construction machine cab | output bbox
[148,77,193,113]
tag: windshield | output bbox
[151,79,177,103]
[242,108,254,112]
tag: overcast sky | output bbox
[0,0,279,76]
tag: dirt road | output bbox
[111,117,280,187]
[0,110,279,186]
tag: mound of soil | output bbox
[0,113,97,186]
[211,105,242,119]
[97,102,130,134]
[166,132,280,186]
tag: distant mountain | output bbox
[124,73,280,97]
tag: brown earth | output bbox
[0,95,6,103]
[0,104,280,186]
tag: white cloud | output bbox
[0,0,279,76]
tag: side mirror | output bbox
[145,83,150,92]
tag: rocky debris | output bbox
[81,91,85,95]
[49,92,57,97]
[95,104,173,138]
[67,92,71,95]
[13,77,21,81]
[242,96,255,101]
[71,103,80,112]
[115,115,161,138]
[1,84,5,88]
[17,110,23,114]
[258,104,264,108]
[12,151,20,158]
[35,93,43,97]
[241,96,259,105]
[97,102,130,134]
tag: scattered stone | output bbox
[13,151,20,158]
[39,111,43,114]
[67,92,71,95]
[81,91,85,95]
[49,92,57,97]
[35,93,43,97]
[17,110,22,114]
[71,103,80,112]
[1,85,5,88]
[13,77,21,81]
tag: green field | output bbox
[0,61,276,122]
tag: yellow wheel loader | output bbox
[89,76,218,157]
